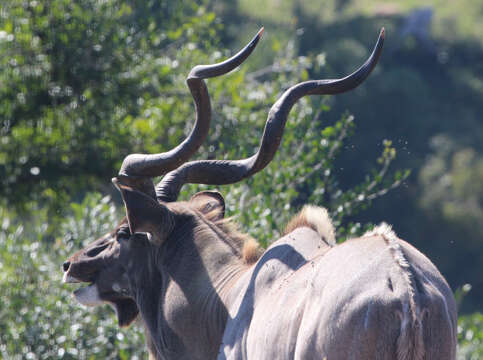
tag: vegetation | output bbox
[0,0,481,358]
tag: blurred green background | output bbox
[0,0,481,358]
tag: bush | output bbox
[458,312,483,360]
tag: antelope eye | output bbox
[116,228,131,241]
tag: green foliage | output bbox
[458,312,483,360]
[456,283,483,359]
[418,135,483,311]
[420,135,483,231]
[0,0,217,211]
[239,0,483,45]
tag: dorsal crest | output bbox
[285,205,336,245]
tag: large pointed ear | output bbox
[113,178,174,245]
[189,191,225,221]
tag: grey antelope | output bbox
[62,28,457,359]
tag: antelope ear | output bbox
[113,178,173,245]
[189,191,225,221]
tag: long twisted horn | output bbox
[116,28,264,197]
[155,29,385,202]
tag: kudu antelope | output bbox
[63,28,457,359]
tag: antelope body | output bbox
[62,28,457,359]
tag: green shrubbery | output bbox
[458,312,483,360]
[1,0,481,358]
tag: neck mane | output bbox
[137,204,258,360]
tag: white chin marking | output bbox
[63,273,80,284]
[73,284,104,307]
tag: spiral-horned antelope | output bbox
[62,28,457,360]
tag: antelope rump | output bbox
[62,28,457,360]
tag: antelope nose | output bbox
[63,261,71,272]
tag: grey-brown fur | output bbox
[63,195,457,359]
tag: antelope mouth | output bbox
[63,273,104,307]
[72,283,104,307]
[63,271,139,326]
